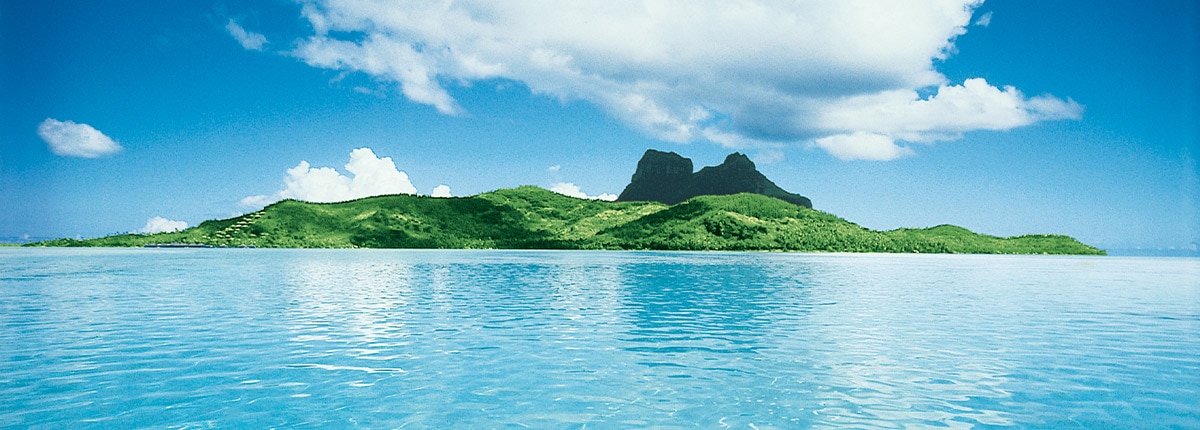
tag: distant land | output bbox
[29,150,1104,255]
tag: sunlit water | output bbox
[1,249,1197,428]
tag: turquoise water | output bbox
[1,249,1197,428]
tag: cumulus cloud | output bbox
[281,147,417,202]
[431,184,452,198]
[139,217,188,234]
[37,118,122,158]
[226,19,268,51]
[273,1,1081,160]
[242,147,418,207]
[550,182,617,201]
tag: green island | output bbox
[30,186,1104,254]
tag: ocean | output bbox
[1,248,1197,428]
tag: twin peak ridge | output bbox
[616,150,812,208]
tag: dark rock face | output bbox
[616,150,812,208]
[616,150,694,205]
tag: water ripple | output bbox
[1,249,1197,428]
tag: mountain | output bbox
[617,150,812,208]
[31,187,1104,255]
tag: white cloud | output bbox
[139,216,188,234]
[818,78,1083,143]
[280,147,417,202]
[243,147,418,207]
[550,182,617,201]
[751,150,786,165]
[547,165,561,172]
[239,194,274,208]
[974,11,993,27]
[226,19,268,51]
[277,1,1081,160]
[813,133,915,161]
[37,118,122,158]
[431,184,452,197]
[295,34,461,114]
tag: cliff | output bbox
[616,150,812,208]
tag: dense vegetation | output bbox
[30,187,1104,255]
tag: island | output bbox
[30,150,1104,254]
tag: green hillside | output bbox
[30,187,1104,254]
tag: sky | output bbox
[1,0,1197,254]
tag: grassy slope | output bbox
[31,187,1104,255]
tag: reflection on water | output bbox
[285,258,414,345]
[0,249,1197,428]
[618,257,803,354]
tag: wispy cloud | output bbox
[238,194,274,208]
[751,150,786,165]
[273,1,1083,161]
[974,11,993,27]
[37,118,122,158]
[226,19,267,51]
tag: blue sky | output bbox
[1,1,1196,253]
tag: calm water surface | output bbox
[1,249,1197,428]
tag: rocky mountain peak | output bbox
[720,152,755,169]
[616,150,812,208]
[629,150,692,182]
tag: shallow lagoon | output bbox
[2,249,1197,428]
